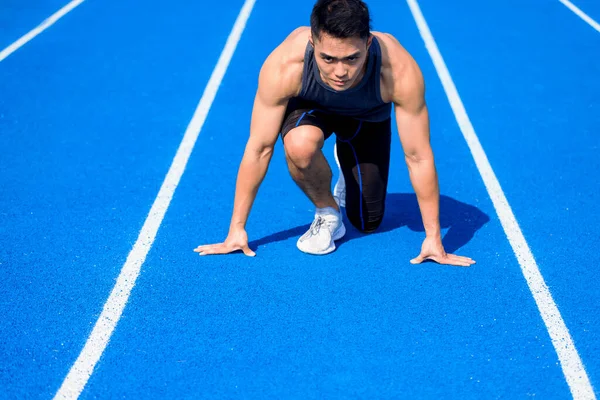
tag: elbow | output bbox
[404,150,434,166]
[258,145,274,161]
[246,143,274,163]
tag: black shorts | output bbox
[281,102,392,233]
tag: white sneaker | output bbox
[297,207,346,255]
[333,143,346,208]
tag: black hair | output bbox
[310,0,372,41]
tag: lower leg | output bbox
[284,126,345,255]
[337,136,391,233]
[284,127,339,211]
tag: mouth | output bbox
[331,79,347,87]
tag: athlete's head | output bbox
[310,0,373,91]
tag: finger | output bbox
[420,253,473,267]
[440,257,473,267]
[412,253,475,267]
[410,254,426,264]
[451,260,472,267]
[197,248,220,256]
[197,244,228,256]
[447,253,475,261]
[194,244,217,252]
[447,254,476,264]
[411,253,445,264]
[198,249,229,256]
[241,245,256,257]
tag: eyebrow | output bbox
[319,51,361,60]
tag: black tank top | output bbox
[295,36,392,122]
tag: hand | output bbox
[193,228,256,257]
[410,236,475,267]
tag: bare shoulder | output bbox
[257,27,310,104]
[373,32,425,107]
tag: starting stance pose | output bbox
[195,0,475,267]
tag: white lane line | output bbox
[52,0,257,398]
[405,0,596,398]
[559,0,600,33]
[0,0,86,63]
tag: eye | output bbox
[322,56,334,63]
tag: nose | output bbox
[334,62,347,79]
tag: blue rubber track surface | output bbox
[1,0,598,398]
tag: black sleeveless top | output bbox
[295,36,392,122]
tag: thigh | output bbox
[280,99,335,141]
[336,118,392,232]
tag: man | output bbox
[194,0,475,267]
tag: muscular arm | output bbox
[393,70,440,238]
[194,28,306,257]
[229,70,289,230]
[194,71,288,257]
[387,38,474,266]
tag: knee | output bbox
[347,209,384,233]
[283,126,323,170]
[363,216,384,233]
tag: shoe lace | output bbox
[309,216,326,235]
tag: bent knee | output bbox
[347,211,384,233]
[283,125,324,169]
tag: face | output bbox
[310,32,372,91]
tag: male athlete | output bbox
[194,0,475,267]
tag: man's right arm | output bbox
[229,64,289,231]
[194,47,298,256]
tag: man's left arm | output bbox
[393,61,475,267]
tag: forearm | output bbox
[406,157,441,238]
[229,147,273,230]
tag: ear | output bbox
[309,34,315,47]
[366,35,373,49]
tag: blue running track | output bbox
[1,0,598,398]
